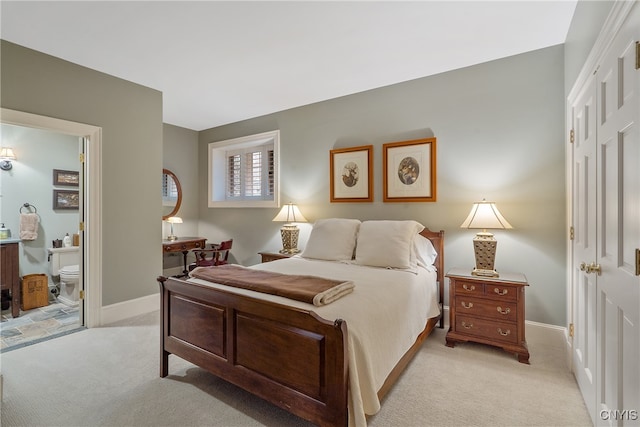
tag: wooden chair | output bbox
[189,239,233,271]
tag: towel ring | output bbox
[20,203,38,214]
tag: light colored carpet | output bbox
[0,311,591,426]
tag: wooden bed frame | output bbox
[157,228,444,427]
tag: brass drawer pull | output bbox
[461,322,473,329]
[461,301,473,309]
[497,306,511,315]
[494,288,508,296]
[497,328,511,336]
[462,284,476,292]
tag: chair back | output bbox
[215,239,233,264]
[190,239,233,270]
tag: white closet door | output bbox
[571,72,598,424]
[595,4,640,425]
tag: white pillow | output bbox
[301,218,361,261]
[355,220,425,269]
[413,233,438,268]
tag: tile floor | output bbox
[0,302,82,352]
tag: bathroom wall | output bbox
[0,124,80,277]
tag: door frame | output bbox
[1,108,103,328]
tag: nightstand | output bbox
[445,267,530,364]
[258,251,294,263]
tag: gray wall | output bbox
[199,45,567,326]
[1,40,163,306]
[162,123,199,272]
[1,0,613,325]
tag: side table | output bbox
[258,251,294,263]
[445,267,530,364]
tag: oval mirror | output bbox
[162,168,182,220]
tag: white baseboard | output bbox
[525,320,567,348]
[100,292,159,325]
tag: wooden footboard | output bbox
[158,276,349,427]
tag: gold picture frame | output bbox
[330,145,373,203]
[383,137,436,202]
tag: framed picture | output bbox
[53,190,79,210]
[383,137,436,202]
[330,145,373,202]
[53,169,79,186]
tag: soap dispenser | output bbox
[63,233,71,247]
[0,223,10,240]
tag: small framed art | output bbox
[383,137,436,202]
[330,145,373,202]
[53,190,80,210]
[53,169,79,186]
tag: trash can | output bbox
[21,274,49,311]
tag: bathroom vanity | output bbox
[0,239,21,317]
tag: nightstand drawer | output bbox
[456,315,518,345]
[485,284,517,302]
[456,296,517,322]
[258,251,293,263]
[454,280,484,296]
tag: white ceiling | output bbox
[1,1,577,131]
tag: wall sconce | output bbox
[0,147,17,171]
[460,199,513,277]
[166,216,183,241]
[272,202,307,254]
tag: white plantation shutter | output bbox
[225,144,274,201]
[162,173,178,201]
[227,153,241,198]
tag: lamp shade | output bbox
[0,147,16,160]
[460,200,513,230]
[272,203,307,223]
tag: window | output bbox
[208,130,280,208]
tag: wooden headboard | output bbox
[419,227,445,328]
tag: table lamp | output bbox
[272,203,307,254]
[166,216,183,241]
[460,199,512,277]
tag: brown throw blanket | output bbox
[189,264,354,306]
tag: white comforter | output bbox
[188,256,440,426]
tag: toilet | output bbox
[48,247,80,307]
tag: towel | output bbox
[20,213,39,240]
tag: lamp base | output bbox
[471,231,500,277]
[279,248,300,255]
[167,235,178,241]
[471,268,499,277]
[279,224,300,254]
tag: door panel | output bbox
[595,5,640,425]
[572,74,598,423]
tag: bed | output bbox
[158,219,444,427]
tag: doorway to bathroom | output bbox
[0,108,102,351]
